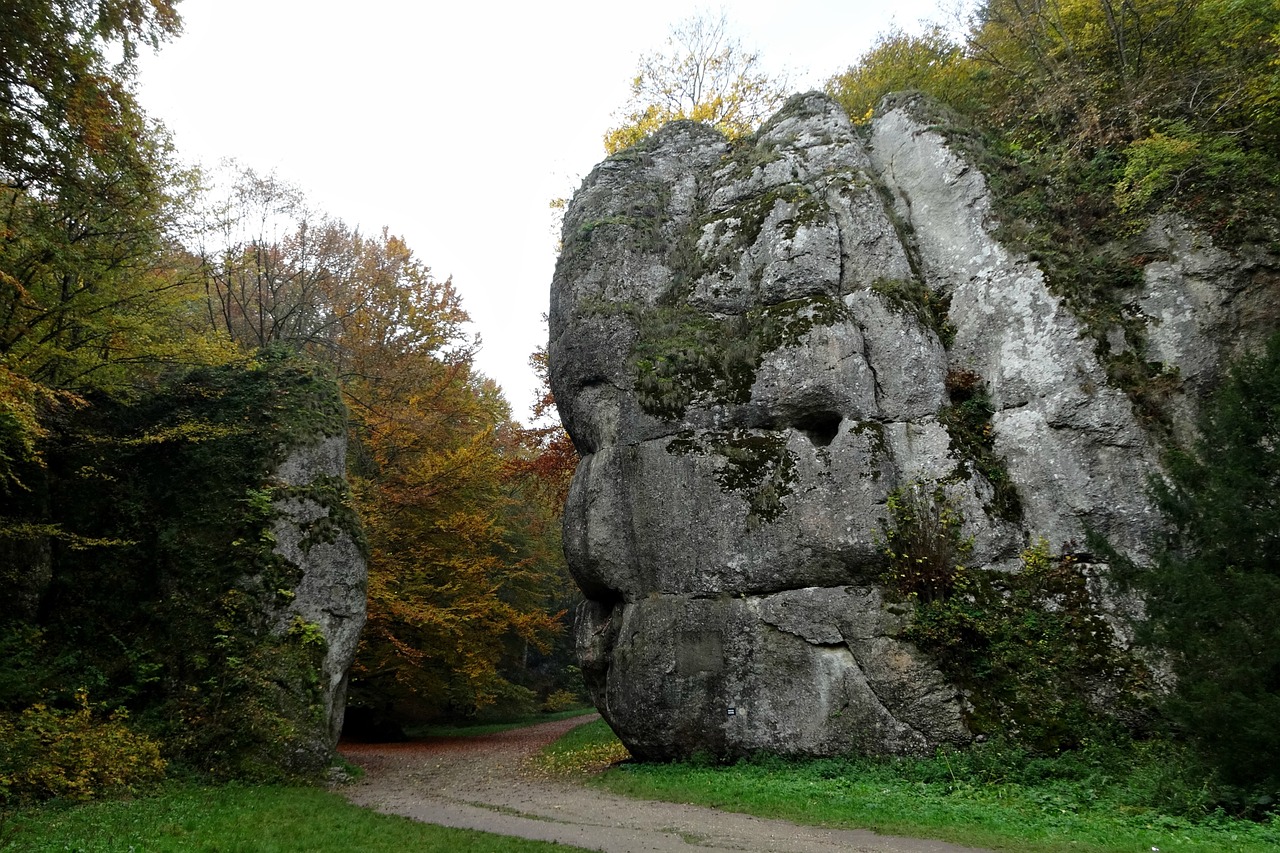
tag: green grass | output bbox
[548,720,1280,853]
[405,705,596,739]
[534,716,630,776]
[2,783,592,852]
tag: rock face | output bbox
[269,434,368,754]
[548,92,1207,759]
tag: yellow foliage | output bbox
[0,693,166,804]
[603,11,787,154]
[827,26,977,124]
[335,232,567,721]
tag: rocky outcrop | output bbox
[269,434,368,754]
[549,92,1212,759]
[866,104,1162,566]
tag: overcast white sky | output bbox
[136,0,957,421]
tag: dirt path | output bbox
[338,715,992,853]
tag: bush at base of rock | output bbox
[0,696,166,805]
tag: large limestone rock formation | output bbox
[269,434,368,757]
[549,92,1188,760]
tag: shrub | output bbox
[879,486,1153,752]
[0,693,165,805]
[541,689,582,713]
[878,481,971,604]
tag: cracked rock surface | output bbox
[269,434,368,756]
[549,92,1170,759]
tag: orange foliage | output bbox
[331,235,568,720]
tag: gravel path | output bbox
[338,715,993,853]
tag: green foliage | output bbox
[541,689,582,713]
[0,353,356,785]
[937,369,1022,520]
[1137,332,1280,794]
[878,485,1151,753]
[827,0,1280,432]
[1115,121,1280,242]
[287,617,327,650]
[906,538,1153,752]
[0,0,181,199]
[0,0,233,495]
[0,692,165,806]
[827,26,978,123]
[877,481,971,604]
[1113,123,1201,214]
[961,0,1280,151]
[592,734,1280,852]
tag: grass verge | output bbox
[544,720,1280,853]
[2,783,592,853]
[533,716,631,777]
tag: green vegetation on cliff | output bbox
[831,0,1280,433]
[2,352,355,793]
[829,0,1280,804]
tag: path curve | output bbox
[338,715,992,853]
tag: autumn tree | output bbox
[513,345,577,511]
[962,0,1279,146]
[604,10,789,154]
[338,275,565,722]
[827,26,977,124]
[0,0,199,394]
[190,180,570,723]
[0,0,238,566]
[190,167,379,356]
[1,0,181,197]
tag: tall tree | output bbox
[604,10,788,154]
[1142,334,1280,790]
[1,0,181,197]
[0,0,214,489]
[192,184,569,722]
[339,286,563,721]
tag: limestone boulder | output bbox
[550,91,1251,760]
[269,434,368,752]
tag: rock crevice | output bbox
[550,91,1239,759]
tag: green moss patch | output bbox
[634,295,850,419]
[937,368,1022,521]
[668,429,798,522]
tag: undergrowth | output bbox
[550,720,1280,853]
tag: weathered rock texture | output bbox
[269,434,368,755]
[550,92,1276,760]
